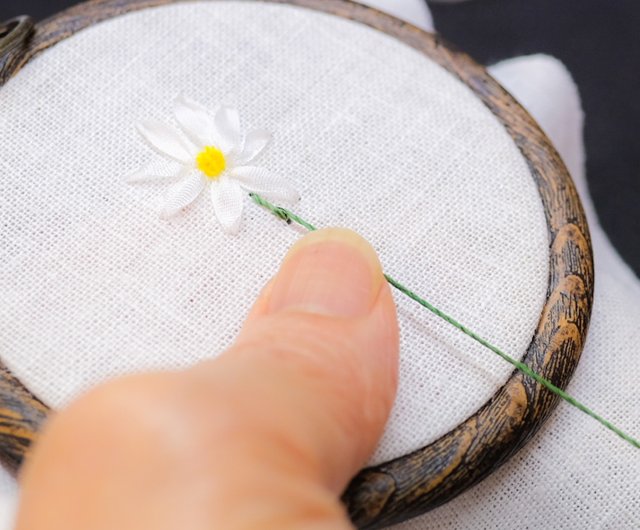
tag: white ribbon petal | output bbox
[231,166,300,204]
[226,135,245,164]
[174,94,219,148]
[235,129,272,165]
[215,105,242,154]
[136,119,193,163]
[210,176,245,234]
[160,171,206,218]
[127,160,185,183]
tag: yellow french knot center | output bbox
[196,146,226,179]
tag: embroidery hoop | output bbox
[0,1,594,527]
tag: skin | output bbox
[15,228,400,530]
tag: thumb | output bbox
[16,228,399,530]
[205,227,400,527]
[236,227,400,487]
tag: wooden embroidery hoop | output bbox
[0,1,594,528]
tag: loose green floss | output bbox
[250,193,640,450]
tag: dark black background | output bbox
[428,0,640,275]
[2,0,639,275]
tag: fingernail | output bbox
[267,228,384,318]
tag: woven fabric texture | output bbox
[360,0,433,30]
[0,0,549,467]
[2,2,638,529]
[390,54,640,529]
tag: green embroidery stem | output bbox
[250,193,640,450]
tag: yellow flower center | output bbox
[196,146,226,179]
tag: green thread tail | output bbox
[249,193,640,450]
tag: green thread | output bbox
[250,193,640,450]
[251,194,317,232]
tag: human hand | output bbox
[15,228,399,530]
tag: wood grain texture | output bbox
[0,16,34,61]
[0,1,594,528]
[0,361,48,472]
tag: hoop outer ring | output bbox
[0,1,594,528]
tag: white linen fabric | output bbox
[0,473,16,530]
[0,0,548,467]
[390,55,640,529]
[360,0,434,30]
[2,2,636,529]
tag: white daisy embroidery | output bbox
[129,95,299,234]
